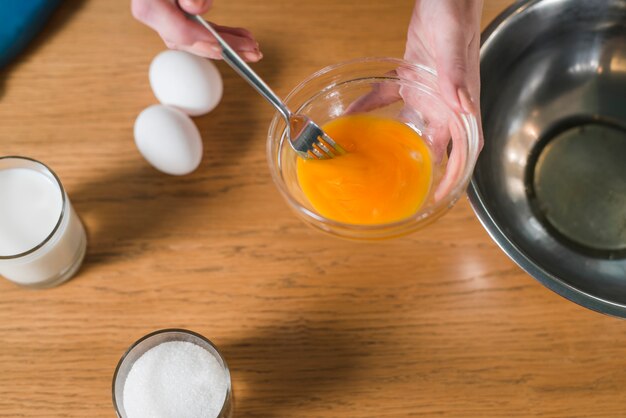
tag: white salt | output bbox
[123,341,228,418]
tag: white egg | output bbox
[149,50,223,116]
[134,105,203,175]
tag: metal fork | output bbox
[189,15,346,160]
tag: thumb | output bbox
[433,28,476,115]
[178,0,213,15]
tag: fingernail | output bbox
[241,50,262,62]
[457,87,476,115]
[237,43,259,52]
[181,0,204,7]
[191,41,222,59]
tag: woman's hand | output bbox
[131,0,262,62]
[346,0,483,201]
[406,0,484,199]
[406,0,482,121]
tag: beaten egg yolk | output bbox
[296,114,433,225]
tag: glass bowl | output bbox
[267,57,480,240]
[112,329,232,418]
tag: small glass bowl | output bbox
[112,329,232,418]
[267,57,480,240]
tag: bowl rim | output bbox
[468,185,626,318]
[266,56,480,237]
[111,328,232,417]
[469,0,626,318]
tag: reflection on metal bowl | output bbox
[469,0,626,316]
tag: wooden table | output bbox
[2,1,626,416]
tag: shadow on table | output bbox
[0,0,87,100]
[72,164,215,272]
[70,37,292,271]
[71,66,270,273]
[222,316,371,417]
[70,41,293,271]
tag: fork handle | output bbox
[189,15,291,121]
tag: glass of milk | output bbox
[0,156,87,288]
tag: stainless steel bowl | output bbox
[469,0,626,316]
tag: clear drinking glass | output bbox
[267,57,480,240]
[0,156,87,287]
[112,328,233,418]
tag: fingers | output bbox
[131,0,262,62]
[181,18,262,62]
[212,23,254,40]
[412,0,482,117]
[465,27,484,150]
[178,0,213,15]
[186,27,261,60]
[434,120,467,202]
[432,23,472,114]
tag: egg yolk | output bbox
[296,114,433,225]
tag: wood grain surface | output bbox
[2,0,626,417]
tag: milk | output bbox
[0,159,86,287]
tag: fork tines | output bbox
[308,133,346,160]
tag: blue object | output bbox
[0,0,63,69]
